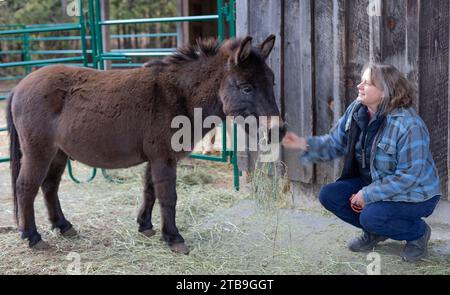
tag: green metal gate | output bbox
[0,0,240,189]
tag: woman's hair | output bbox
[362,63,416,115]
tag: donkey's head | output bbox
[219,35,286,142]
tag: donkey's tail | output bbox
[6,89,21,225]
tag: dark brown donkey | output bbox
[6,35,285,254]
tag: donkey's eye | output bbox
[239,83,253,94]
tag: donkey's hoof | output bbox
[62,227,78,238]
[140,229,156,237]
[170,243,190,255]
[31,240,50,251]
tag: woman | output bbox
[282,64,441,262]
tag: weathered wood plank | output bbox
[331,0,348,180]
[312,0,336,183]
[282,0,314,182]
[381,0,407,69]
[346,0,370,105]
[419,0,449,198]
[236,0,449,199]
[236,0,249,36]
[236,0,283,172]
[248,0,283,110]
[448,0,450,200]
[406,0,420,109]
[235,0,251,171]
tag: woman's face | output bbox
[357,69,384,110]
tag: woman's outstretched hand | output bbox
[282,131,309,151]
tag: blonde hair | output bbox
[362,63,416,115]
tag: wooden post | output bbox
[369,0,382,62]
[236,0,251,172]
[101,0,111,70]
[331,0,347,180]
[283,0,313,183]
[406,0,420,110]
[236,0,284,174]
[448,0,450,201]
[418,0,449,199]
[176,0,186,46]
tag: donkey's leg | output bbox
[151,159,189,254]
[17,150,57,249]
[41,150,76,237]
[137,163,156,237]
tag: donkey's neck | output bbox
[174,56,227,122]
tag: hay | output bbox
[249,160,293,211]
[1,153,450,274]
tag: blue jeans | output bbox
[318,177,440,241]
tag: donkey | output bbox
[6,35,285,254]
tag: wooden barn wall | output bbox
[236,0,450,200]
[418,0,449,199]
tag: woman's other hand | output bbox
[282,131,309,151]
[351,190,366,209]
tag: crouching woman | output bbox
[282,64,441,262]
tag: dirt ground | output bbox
[1,96,450,275]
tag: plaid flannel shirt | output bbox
[300,100,441,204]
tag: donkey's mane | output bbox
[144,38,242,67]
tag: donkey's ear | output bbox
[234,36,253,66]
[259,34,276,60]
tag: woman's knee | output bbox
[360,205,386,233]
[318,183,340,210]
[318,185,332,208]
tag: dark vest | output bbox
[338,103,385,182]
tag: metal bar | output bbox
[0,76,23,81]
[0,158,10,163]
[99,55,131,61]
[94,0,104,70]
[110,48,175,52]
[23,33,31,74]
[101,169,124,183]
[25,23,76,28]
[23,33,177,41]
[0,24,23,28]
[0,57,84,68]
[102,52,172,57]
[0,95,7,100]
[30,36,91,41]
[29,50,93,54]
[0,50,23,54]
[228,0,236,37]
[67,160,97,183]
[35,63,95,68]
[217,0,224,42]
[0,24,81,35]
[189,153,228,162]
[221,121,228,161]
[111,63,143,68]
[0,127,7,132]
[79,0,88,67]
[0,37,23,41]
[88,0,98,68]
[100,15,218,26]
[232,122,240,191]
[110,33,178,39]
